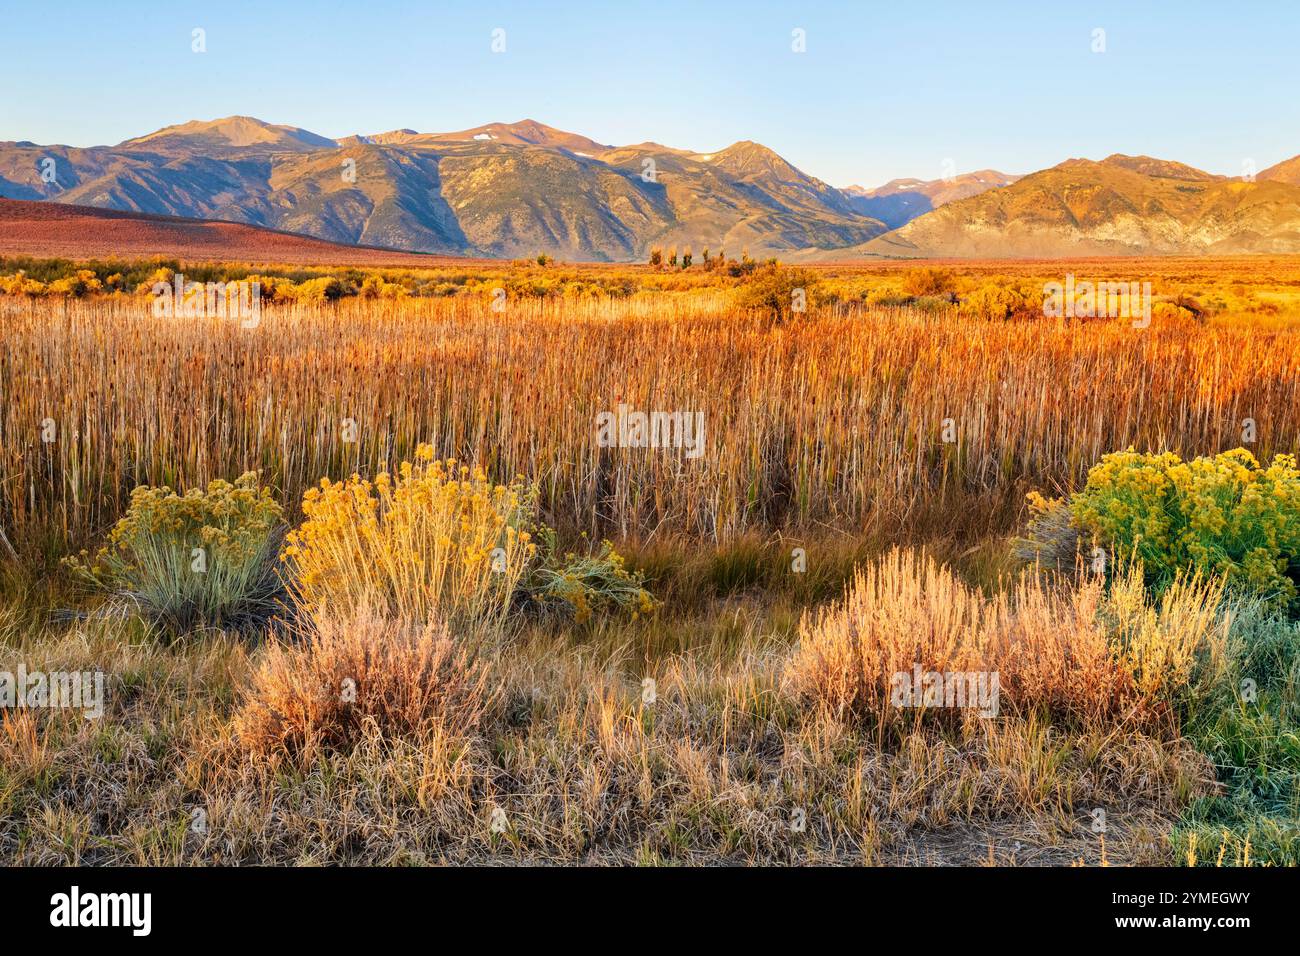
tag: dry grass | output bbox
[6,291,1300,564]
[2,259,1292,865]
[786,549,1222,733]
[0,599,1213,865]
[234,607,491,760]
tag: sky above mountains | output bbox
[5,0,1299,189]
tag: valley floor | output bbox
[2,539,1291,867]
[2,272,1299,866]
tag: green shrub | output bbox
[909,294,956,313]
[67,473,285,634]
[1070,448,1300,609]
[522,530,657,623]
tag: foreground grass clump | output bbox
[66,473,283,634]
[0,541,1230,866]
[235,607,491,759]
[1171,600,1300,865]
[786,548,1222,731]
[281,447,536,630]
[1028,448,1300,609]
[0,582,1210,866]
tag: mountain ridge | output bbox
[0,116,888,261]
[861,154,1300,258]
[843,170,1022,229]
[3,116,1299,261]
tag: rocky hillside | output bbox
[0,116,887,261]
[863,155,1300,257]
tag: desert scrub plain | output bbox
[1,255,1300,866]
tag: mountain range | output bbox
[842,170,1021,230]
[3,116,1300,260]
[864,155,1300,257]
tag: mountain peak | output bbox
[842,170,1021,229]
[702,141,807,180]
[712,140,781,159]
[120,116,336,151]
[851,170,1019,197]
[1096,154,1217,181]
[337,129,420,147]
[1259,154,1300,186]
[425,120,610,154]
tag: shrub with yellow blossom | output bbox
[281,446,537,631]
[45,269,103,297]
[281,448,658,631]
[1071,448,1300,608]
[0,271,49,296]
[960,281,1031,321]
[523,529,658,624]
[67,472,285,633]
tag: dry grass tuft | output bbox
[785,548,1223,732]
[234,606,492,760]
[0,597,1215,865]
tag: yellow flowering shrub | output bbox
[67,472,284,633]
[900,267,957,298]
[46,269,103,297]
[733,263,821,323]
[0,271,49,296]
[524,530,658,623]
[281,446,536,630]
[1072,448,1300,607]
[292,276,348,303]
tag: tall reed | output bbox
[5,293,1300,560]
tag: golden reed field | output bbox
[7,256,1300,555]
[3,255,1300,867]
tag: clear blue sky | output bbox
[4,0,1297,188]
